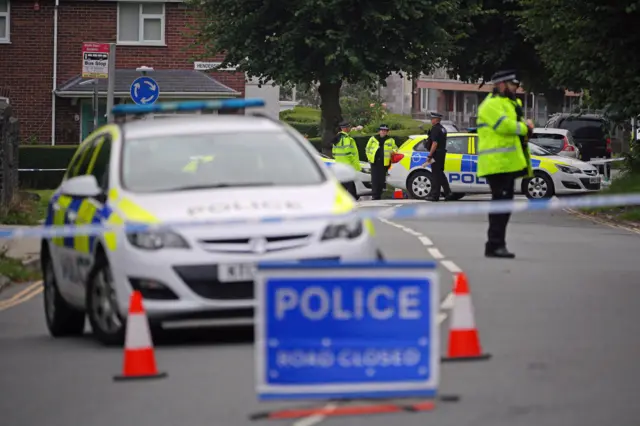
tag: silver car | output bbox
[529,128,580,159]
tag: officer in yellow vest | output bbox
[477,70,534,259]
[365,124,398,200]
[332,121,361,198]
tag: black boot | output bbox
[485,247,516,259]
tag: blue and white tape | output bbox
[1,192,639,240]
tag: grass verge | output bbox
[581,172,640,222]
[0,251,41,282]
[0,189,53,225]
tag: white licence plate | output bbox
[589,176,600,184]
[218,263,255,283]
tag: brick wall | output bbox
[0,0,246,144]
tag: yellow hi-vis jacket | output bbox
[365,136,398,167]
[332,131,361,171]
[476,93,533,178]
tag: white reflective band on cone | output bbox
[450,295,476,330]
[124,313,153,350]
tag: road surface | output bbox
[1,197,639,426]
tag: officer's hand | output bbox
[526,119,534,129]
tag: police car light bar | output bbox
[111,98,266,116]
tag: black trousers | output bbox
[486,173,515,251]
[342,181,357,198]
[429,150,451,198]
[371,164,388,200]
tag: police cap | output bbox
[379,124,390,130]
[427,111,443,119]
[338,120,350,128]
[490,70,518,84]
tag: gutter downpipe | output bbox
[51,0,59,145]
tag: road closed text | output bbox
[275,347,424,369]
[274,285,423,321]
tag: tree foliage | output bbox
[445,0,565,110]
[520,0,640,119]
[188,0,464,152]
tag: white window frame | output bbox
[116,2,165,46]
[0,0,10,43]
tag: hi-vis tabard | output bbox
[476,94,532,178]
[365,136,398,167]
[332,132,361,172]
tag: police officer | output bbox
[332,121,361,198]
[423,111,453,201]
[365,124,398,200]
[477,70,534,258]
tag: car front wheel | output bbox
[523,171,554,199]
[407,170,432,199]
[86,253,125,346]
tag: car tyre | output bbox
[523,171,554,200]
[406,170,432,199]
[86,252,125,346]
[43,253,86,337]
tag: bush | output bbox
[288,122,320,138]
[280,107,321,123]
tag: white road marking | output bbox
[441,260,462,273]
[404,228,423,237]
[293,403,338,426]
[418,236,433,246]
[440,292,455,309]
[427,248,444,259]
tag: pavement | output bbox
[1,196,640,426]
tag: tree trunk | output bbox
[318,81,342,157]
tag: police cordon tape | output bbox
[1,192,639,240]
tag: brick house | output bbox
[0,0,251,145]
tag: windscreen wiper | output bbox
[170,183,275,191]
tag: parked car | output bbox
[318,153,373,199]
[529,128,580,159]
[545,113,612,162]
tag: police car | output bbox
[318,154,373,199]
[387,132,602,200]
[41,99,381,345]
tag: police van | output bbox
[387,132,602,200]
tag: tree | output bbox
[520,0,640,119]
[188,0,463,154]
[445,0,565,112]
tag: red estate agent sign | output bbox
[82,42,110,79]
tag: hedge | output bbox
[288,122,320,138]
[19,145,78,189]
[308,129,426,160]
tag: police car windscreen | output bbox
[121,131,326,192]
[528,142,552,156]
[529,133,564,152]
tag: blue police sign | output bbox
[130,76,160,105]
[254,261,439,401]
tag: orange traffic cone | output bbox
[441,273,491,362]
[393,188,405,199]
[113,291,167,381]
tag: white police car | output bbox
[318,154,373,199]
[387,132,601,200]
[41,99,381,345]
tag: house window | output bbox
[420,88,438,112]
[117,2,165,45]
[0,0,10,42]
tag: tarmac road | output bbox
[1,199,640,426]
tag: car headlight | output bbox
[557,164,581,174]
[321,218,364,241]
[126,230,190,250]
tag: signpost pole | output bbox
[106,43,116,123]
[92,82,99,132]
